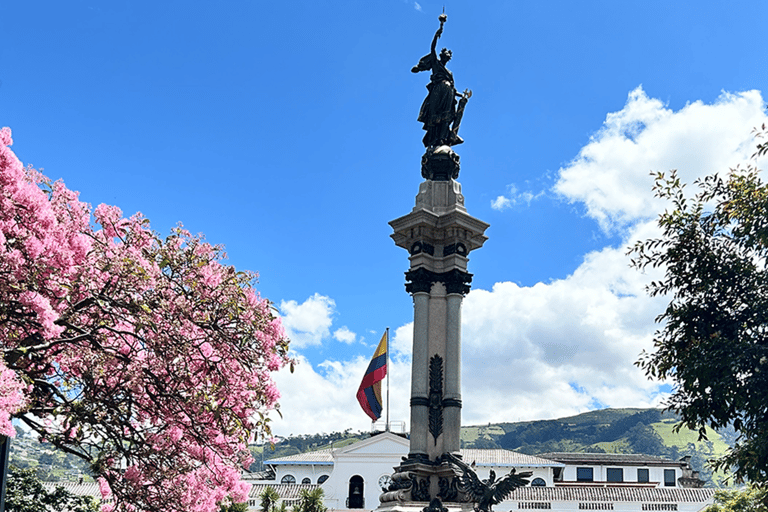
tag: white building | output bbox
[246,432,715,512]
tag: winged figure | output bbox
[445,453,531,512]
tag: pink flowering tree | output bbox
[0,127,291,512]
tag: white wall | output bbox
[560,465,681,486]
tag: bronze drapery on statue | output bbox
[412,14,472,149]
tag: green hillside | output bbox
[461,408,734,487]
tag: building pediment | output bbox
[336,432,409,457]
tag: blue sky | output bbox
[2,1,767,437]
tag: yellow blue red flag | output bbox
[356,332,387,421]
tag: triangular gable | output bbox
[336,431,409,456]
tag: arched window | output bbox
[347,475,364,509]
[531,478,546,487]
[318,475,329,484]
[302,477,311,484]
[281,474,296,484]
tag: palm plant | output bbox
[260,486,281,512]
[295,488,326,512]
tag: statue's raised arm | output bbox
[412,14,471,149]
[411,18,442,74]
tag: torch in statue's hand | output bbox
[437,13,447,36]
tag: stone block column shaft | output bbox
[443,293,463,454]
[410,292,430,458]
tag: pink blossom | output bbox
[199,341,214,359]
[0,362,25,437]
[0,126,13,146]
[1,127,292,512]
[124,465,142,483]
[98,477,112,500]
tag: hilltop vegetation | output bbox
[462,408,733,486]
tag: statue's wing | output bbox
[444,453,485,500]
[490,470,533,504]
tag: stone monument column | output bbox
[388,158,488,497]
[391,176,489,464]
[379,14,527,512]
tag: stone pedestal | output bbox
[386,171,489,507]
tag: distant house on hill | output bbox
[245,431,714,512]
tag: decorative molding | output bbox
[405,268,435,294]
[442,398,462,409]
[405,268,473,296]
[404,453,432,465]
[437,476,460,502]
[421,146,461,181]
[443,269,472,295]
[442,243,467,257]
[410,241,435,256]
[411,396,431,407]
[411,475,432,502]
[429,355,444,445]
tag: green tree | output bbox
[625,422,666,456]
[260,486,281,512]
[704,485,767,512]
[295,488,326,512]
[630,126,768,488]
[219,501,249,512]
[5,465,99,512]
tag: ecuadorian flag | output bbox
[356,332,387,421]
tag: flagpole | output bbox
[385,327,390,432]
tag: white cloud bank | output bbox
[269,87,768,436]
[555,87,766,232]
[279,293,336,348]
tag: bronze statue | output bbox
[412,14,472,148]
[445,453,531,512]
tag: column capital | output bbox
[405,268,473,296]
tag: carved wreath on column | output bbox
[429,354,444,445]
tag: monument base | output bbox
[379,456,471,507]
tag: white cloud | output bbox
[460,222,669,425]
[490,195,512,211]
[555,86,767,232]
[390,322,413,359]
[271,353,412,436]
[414,2,422,12]
[279,293,336,348]
[268,88,767,436]
[491,184,542,211]
[333,326,356,344]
